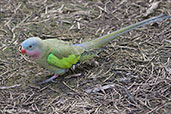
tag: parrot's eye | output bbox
[29,45,32,48]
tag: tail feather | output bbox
[79,14,171,50]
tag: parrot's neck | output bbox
[36,42,50,60]
[31,52,41,59]
[26,51,41,59]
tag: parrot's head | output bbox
[21,37,43,59]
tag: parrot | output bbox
[20,14,171,84]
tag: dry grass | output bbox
[0,0,171,114]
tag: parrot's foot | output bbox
[39,74,58,84]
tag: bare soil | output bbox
[0,0,171,114]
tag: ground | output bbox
[0,0,171,114]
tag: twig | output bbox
[64,73,82,79]
[0,84,21,90]
[123,87,136,104]
[62,81,79,94]
[146,101,171,114]
[85,84,115,93]
[144,1,160,17]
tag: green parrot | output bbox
[21,14,171,84]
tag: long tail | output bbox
[78,14,171,50]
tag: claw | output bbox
[38,74,58,84]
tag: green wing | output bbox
[47,45,84,69]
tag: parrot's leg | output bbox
[39,74,58,84]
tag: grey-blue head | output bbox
[21,37,43,59]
